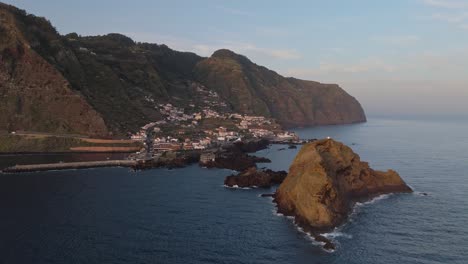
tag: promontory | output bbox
[275,139,412,249]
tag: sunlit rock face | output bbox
[275,139,412,232]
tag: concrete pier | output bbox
[1,160,138,173]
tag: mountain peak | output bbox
[211,49,238,58]
[211,49,253,66]
[103,33,135,46]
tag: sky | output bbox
[3,0,468,118]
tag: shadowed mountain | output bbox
[0,3,108,136]
[0,3,365,136]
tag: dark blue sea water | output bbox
[1,118,467,264]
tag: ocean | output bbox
[0,117,467,264]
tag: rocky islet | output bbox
[274,139,412,249]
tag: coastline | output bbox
[1,160,138,173]
[0,124,416,252]
[2,136,409,252]
[0,140,279,174]
[272,187,413,250]
[273,192,401,252]
[0,150,137,155]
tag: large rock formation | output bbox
[194,49,366,128]
[0,3,366,136]
[224,167,287,188]
[275,139,412,248]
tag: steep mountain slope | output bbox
[0,3,206,135]
[0,3,366,136]
[0,3,108,136]
[194,49,366,127]
[49,33,204,134]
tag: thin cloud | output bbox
[255,27,292,37]
[431,12,468,23]
[284,49,468,82]
[122,32,300,60]
[371,35,421,45]
[285,58,396,79]
[326,47,345,53]
[422,0,468,9]
[265,49,301,60]
[216,6,253,17]
[421,1,468,29]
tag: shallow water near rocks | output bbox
[0,117,467,263]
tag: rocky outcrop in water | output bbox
[204,154,271,172]
[230,139,270,153]
[203,140,271,171]
[275,139,412,249]
[224,167,287,188]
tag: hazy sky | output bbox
[4,0,468,118]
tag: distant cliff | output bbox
[0,3,366,136]
[195,49,366,128]
[275,139,411,247]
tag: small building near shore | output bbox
[154,143,181,151]
[200,152,216,164]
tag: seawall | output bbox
[1,160,137,173]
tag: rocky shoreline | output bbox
[224,167,287,188]
[216,139,413,251]
[1,139,273,173]
[137,139,272,171]
[273,139,412,250]
[203,154,271,171]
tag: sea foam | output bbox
[272,206,338,253]
[321,230,353,239]
[356,193,391,207]
[223,184,252,190]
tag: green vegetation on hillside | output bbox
[0,3,366,137]
[194,49,366,127]
[0,135,142,153]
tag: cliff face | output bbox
[275,139,412,232]
[195,49,366,127]
[1,3,366,136]
[0,4,108,136]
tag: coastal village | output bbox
[129,107,304,160]
[128,87,306,163]
[0,3,432,260]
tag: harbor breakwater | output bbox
[1,160,137,173]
